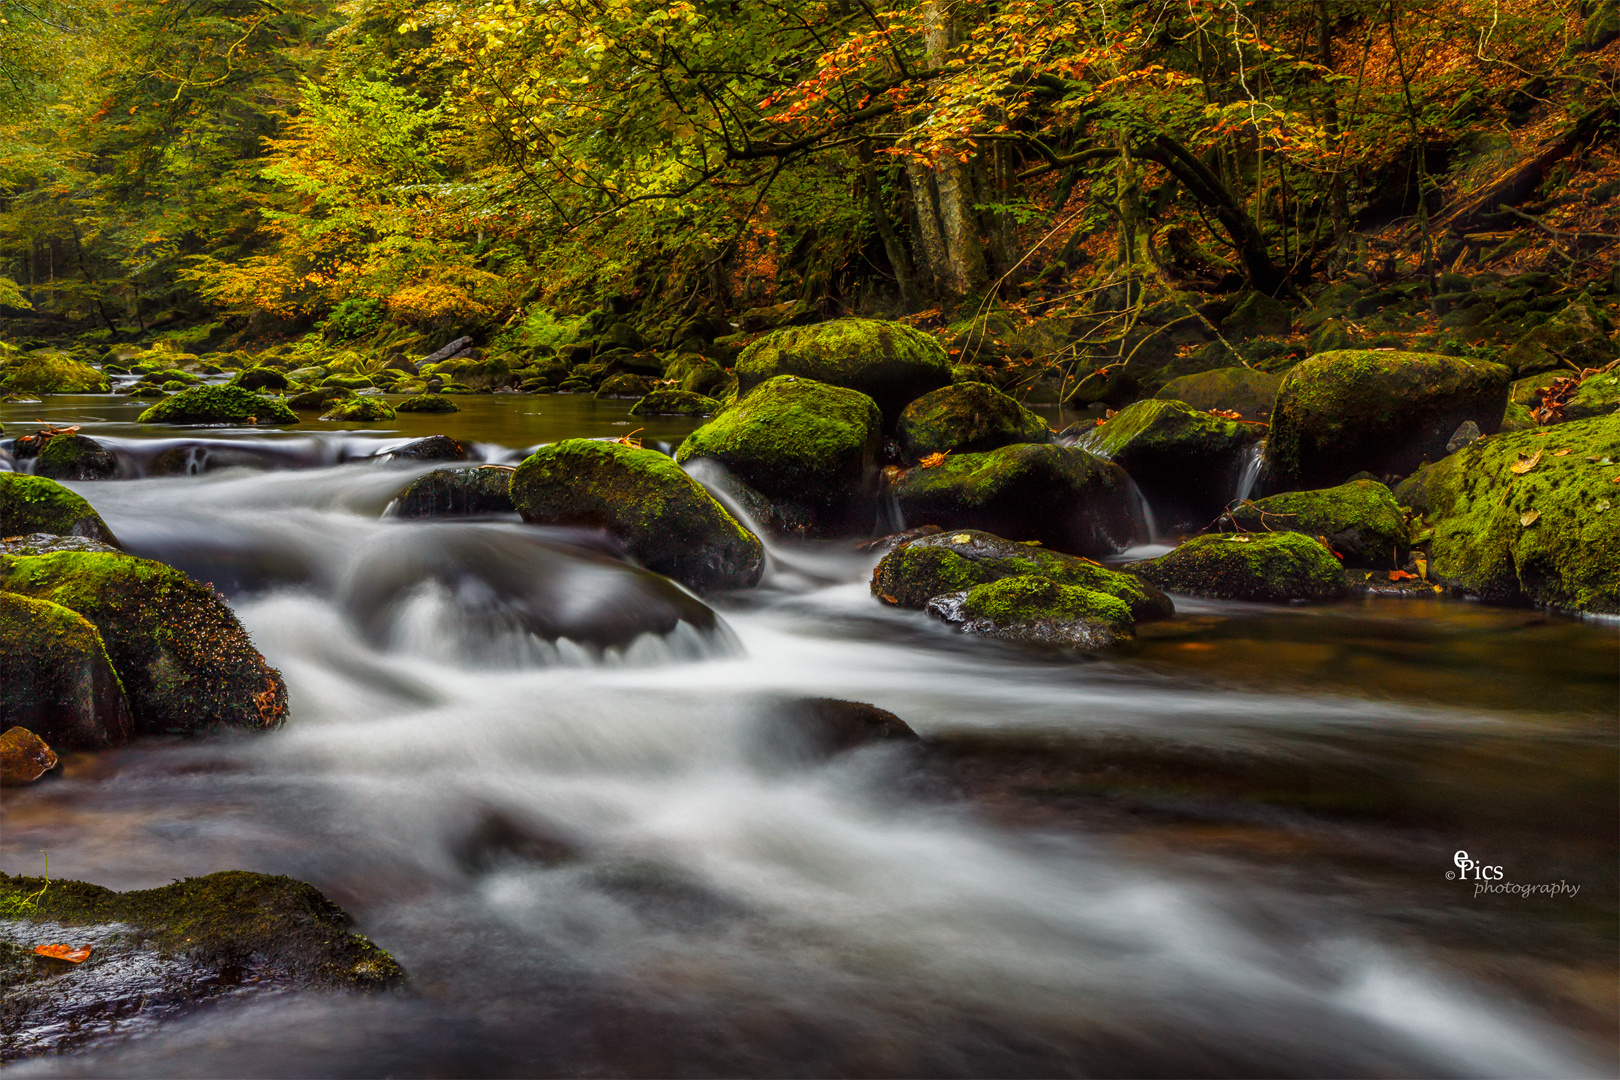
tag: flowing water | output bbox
[1,395,1616,1077]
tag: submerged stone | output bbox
[391,465,514,518]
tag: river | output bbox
[2,392,1615,1077]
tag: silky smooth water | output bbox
[1,397,1615,1077]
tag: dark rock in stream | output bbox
[392,465,515,518]
[0,871,406,1062]
[1133,532,1345,603]
[0,592,134,749]
[383,434,468,464]
[765,697,918,759]
[32,434,118,481]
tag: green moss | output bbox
[321,397,397,422]
[870,528,1173,620]
[736,318,950,421]
[1090,398,1262,529]
[1134,531,1344,602]
[0,870,405,990]
[322,374,375,390]
[137,368,200,385]
[1153,367,1282,421]
[511,439,763,591]
[631,389,721,417]
[0,552,288,735]
[137,385,298,425]
[894,382,1051,460]
[0,473,119,545]
[396,392,460,413]
[959,574,1131,624]
[287,386,352,410]
[34,433,117,481]
[1225,479,1410,568]
[0,351,110,394]
[233,366,289,391]
[1393,414,1620,612]
[0,592,133,748]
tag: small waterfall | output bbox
[1233,441,1265,505]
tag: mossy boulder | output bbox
[1392,414,1620,612]
[321,397,396,422]
[137,385,298,425]
[1264,350,1511,490]
[894,382,1051,461]
[511,439,763,591]
[0,474,119,545]
[871,528,1172,621]
[232,366,289,391]
[1090,398,1264,530]
[1501,294,1616,376]
[0,592,134,749]
[0,351,110,394]
[630,389,721,417]
[1133,532,1345,602]
[889,443,1139,558]
[34,434,118,481]
[395,392,460,413]
[0,552,288,736]
[391,465,515,518]
[1222,291,1293,339]
[736,318,951,422]
[926,575,1136,649]
[676,375,882,535]
[596,373,653,398]
[1222,479,1411,569]
[1154,367,1282,421]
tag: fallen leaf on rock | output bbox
[1208,408,1243,420]
[1510,450,1541,475]
[1598,500,1612,512]
[1414,557,1428,579]
[1554,448,1571,457]
[1389,570,1417,581]
[1520,509,1540,526]
[34,944,91,963]
[918,452,949,468]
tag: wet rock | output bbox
[676,375,882,536]
[285,385,351,410]
[0,552,288,737]
[384,435,467,463]
[512,439,764,592]
[1133,532,1345,602]
[894,382,1051,461]
[630,389,721,417]
[33,434,118,481]
[452,806,579,873]
[1446,420,1482,452]
[232,366,289,391]
[0,593,134,749]
[768,697,918,758]
[736,318,951,423]
[321,397,396,422]
[0,726,57,786]
[0,533,121,557]
[0,474,120,546]
[1221,291,1292,339]
[395,392,460,413]
[859,524,942,556]
[421,335,475,365]
[391,465,514,518]
[889,443,1139,559]
[1264,350,1511,490]
[1090,399,1264,531]
[1501,294,1616,376]
[1154,368,1282,421]
[871,528,1172,621]
[0,351,110,394]
[137,385,298,426]
[927,575,1136,649]
[1220,479,1410,569]
[595,373,653,398]
[1394,413,1620,612]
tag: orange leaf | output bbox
[1553,448,1571,457]
[918,452,949,468]
[1510,450,1541,475]
[1388,570,1417,581]
[34,944,91,963]
[1208,408,1242,420]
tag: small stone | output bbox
[0,727,58,786]
[1447,420,1482,453]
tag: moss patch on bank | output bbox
[0,474,120,545]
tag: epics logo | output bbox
[1447,850,1504,881]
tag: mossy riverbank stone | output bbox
[871,528,1173,621]
[512,439,763,591]
[1222,479,1411,569]
[894,382,1051,461]
[1090,398,1264,531]
[1154,368,1282,421]
[926,575,1136,649]
[0,592,134,749]
[676,375,882,535]
[395,392,460,414]
[0,474,119,545]
[630,389,721,417]
[1133,532,1345,602]
[0,351,110,394]
[391,465,515,518]
[1264,350,1511,490]
[321,397,397,422]
[137,385,298,425]
[736,318,951,422]
[1393,413,1620,612]
[0,552,288,736]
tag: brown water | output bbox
[1,392,1615,1078]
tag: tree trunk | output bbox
[912,0,988,299]
[861,144,922,309]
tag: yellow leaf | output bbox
[1510,450,1541,474]
[1520,509,1540,526]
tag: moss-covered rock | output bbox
[137,385,298,425]
[0,474,119,545]
[511,439,763,591]
[395,392,460,413]
[870,528,1172,620]
[0,351,110,394]
[1501,293,1616,376]
[1222,479,1410,569]
[926,575,1136,649]
[630,389,721,417]
[1090,398,1264,530]
[384,435,466,463]
[321,374,375,390]
[0,552,288,736]
[0,533,120,557]
[1133,532,1344,602]
[676,375,882,535]
[286,386,351,410]
[391,465,515,518]
[1264,350,1511,490]
[894,382,1051,461]
[321,397,396,422]
[232,366,289,391]
[34,433,118,481]
[1222,291,1293,338]
[889,443,1139,558]
[0,592,133,749]
[1392,414,1620,612]
[596,373,653,398]
[1154,367,1282,421]
[736,318,951,422]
